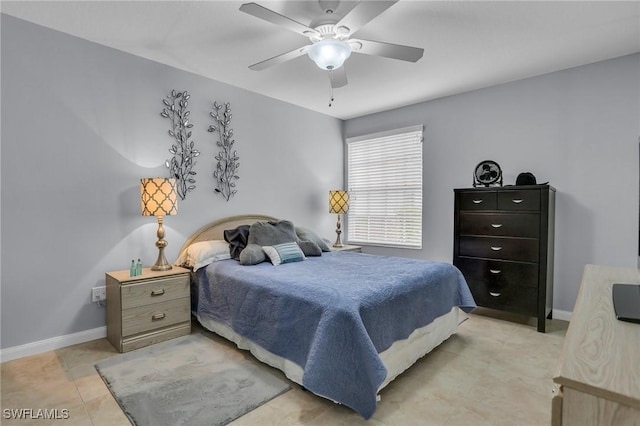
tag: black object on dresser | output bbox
[453,185,556,332]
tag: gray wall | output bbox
[1,15,343,349]
[345,53,640,313]
[3,14,639,351]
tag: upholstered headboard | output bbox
[177,214,277,258]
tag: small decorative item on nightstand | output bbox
[329,190,349,248]
[106,266,191,352]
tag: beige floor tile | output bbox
[461,382,551,426]
[55,339,119,380]
[373,391,457,426]
[75,373,112,404]
[1,352,64,388]
[84,393,130,426]
[305,402,389,426]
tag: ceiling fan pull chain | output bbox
[328,71,335,107]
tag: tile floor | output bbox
[1,309,567,425]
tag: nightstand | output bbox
[331,244,362,253]
[106,266,191,352]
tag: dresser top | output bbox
[455,184,555,192]
[554,264,640,408]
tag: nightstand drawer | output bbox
[458,191,497,210]
[122,297,190,337]
[498,190,540,211]
[121,275,189,309]
[460,212,540,238]
[459,236,539,262]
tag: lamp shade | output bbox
[308,39,351,70]
[329,190,349,214]
[141,178,178,216]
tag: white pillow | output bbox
[262,242,306,266]
[176,240,231,271]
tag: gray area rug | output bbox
[95,333,291,426]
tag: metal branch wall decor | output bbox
[160,90,199,200]
[208,101,239,201]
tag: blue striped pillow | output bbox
[262,242,306,266]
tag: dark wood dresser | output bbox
[453,185,556,332]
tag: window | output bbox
[346,125,423,248]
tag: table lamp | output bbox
[141,177,178,271]
[329,190,349,248]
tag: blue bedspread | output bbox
[194,252,475,419]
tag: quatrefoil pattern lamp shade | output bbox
[141,178,177,271]
[329,190,349,214]
[141,178,178,216]
[329,190,349,248]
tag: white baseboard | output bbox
[0,326,107,363]
[552,309,572,322]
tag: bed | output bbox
[178,214,476,419]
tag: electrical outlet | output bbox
[91,286,106,302]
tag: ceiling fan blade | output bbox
[334,1,397,36]
[329,66,348,88]
[349,38,424,62]
[249,45,310,71]
[240,3,319,38]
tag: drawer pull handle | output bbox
[472,199,484,204]
[491,224,503,228]
[512,199,524,204]
[490,246,502,251]
[151,312,166,321]
[489,292,501,297]
[151,289,165,296]
[489,269,501,274]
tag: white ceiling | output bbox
[2,1,640,120]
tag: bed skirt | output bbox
[196,306,464,398]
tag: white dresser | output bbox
[553,264,640,425]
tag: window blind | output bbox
[346,125,423,248]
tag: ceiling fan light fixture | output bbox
[307,39,352,70]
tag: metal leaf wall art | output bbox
[208,101,239,201]
[160,90,199,200]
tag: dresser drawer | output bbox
[455,257,539,288]
[459,236,539,262]
[466,280,538,316]
[498,190,540,211]
[121,275,189,309]
[458,191,497,210]
[460,212,540,238]
[122,297,190,337]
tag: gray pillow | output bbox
[248,220,298,246]
[239,244,266,265]
[298,240,322,257]
[295,226,331,252]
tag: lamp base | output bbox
[151,247,173,271]
[151,216,172,271]
[151,265,173,271]
[333,214,343,248]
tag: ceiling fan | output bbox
[239,0,424,88]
